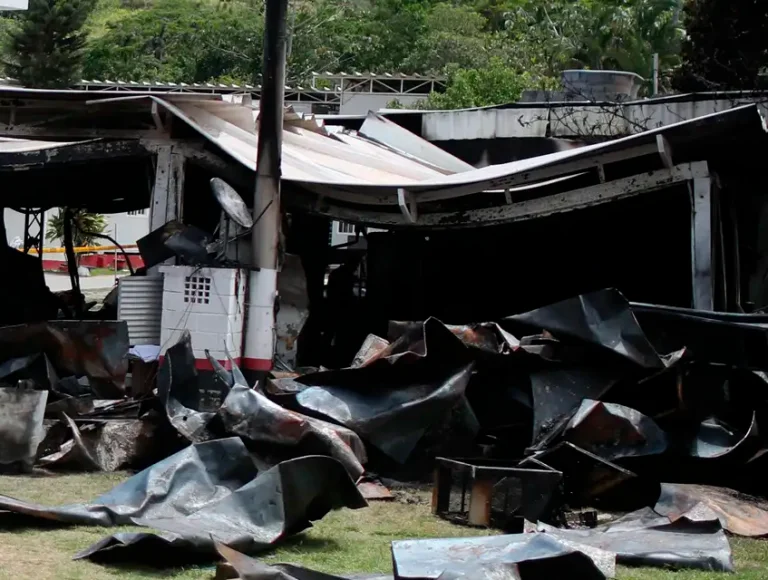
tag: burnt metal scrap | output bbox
[0,321,129,398]
[532,507,733,572]
[562,400,668,461]
[158,331,367,478]
[0,387,47,469]
[4,286,768,576]
[0,438,365,564]
[655,483,768,537]
[391,533,614,580]
[280,318,477,464]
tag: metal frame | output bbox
[22,209,44,255]
[297,162,710,228]
[0,72,445,113]
[432,457,562,528]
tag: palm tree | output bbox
[46,209,108,264]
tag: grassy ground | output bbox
[88,268,129,277]
[0,472,765,579]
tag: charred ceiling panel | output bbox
[365,189,692,327]
[0,140,153,213]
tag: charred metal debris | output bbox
[4,288,768,578]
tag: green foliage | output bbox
[0,0,696,107]
[504,0,683,83]
[46,209,108,248]
[82,0,263,84]
[674,0,768,90]
[419,58,558,109]
[402,3,507,74]
[5,0,96,87]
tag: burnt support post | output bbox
[243,0,288,374]
[690,171,714,311]
[148,144,185,273]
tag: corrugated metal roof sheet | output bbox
[147,97,764,204]
[0,90,763,221]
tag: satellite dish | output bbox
[210,178,253,229]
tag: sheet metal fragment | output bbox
[0,321,129,397]
[0,438,259,525]
[76,455,366,562]
[563,400,668,461]
[391,533,613,579]
[655,483,768,537]
[38,414,158,472]
[505,289,664,369]
[0,386,47,467]
[290,318,475,463]
[530,369,618,447]
[219,385,367,479]
[690,413,757,459]
[534,507,733,572]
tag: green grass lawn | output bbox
[0,472,764,579]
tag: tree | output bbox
[46,209,107,249]
[504,0,682,90]
[83,0,264,84]
[402,3,512,74]
[418,58,557,110]
[5,0,95,87]
[674,0,768,91]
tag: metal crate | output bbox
[432,457,562,530]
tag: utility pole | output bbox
[244,0,288,375]
[253,0,287,272]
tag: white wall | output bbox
[339,93,426,115]
[4,208,150,248]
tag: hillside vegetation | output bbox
[2,0,766,109]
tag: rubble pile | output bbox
[2,288,768,578]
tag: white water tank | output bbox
[561,70,644,101]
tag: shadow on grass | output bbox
[85,535,341,574]
[0,512,74,530]
[268,534,341,555]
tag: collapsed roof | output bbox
[0,87,764,228]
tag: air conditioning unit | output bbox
[117,276,164,345]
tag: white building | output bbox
[4,208,149,249]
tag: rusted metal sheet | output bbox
[503,289,666,369]
[0,321,129,398]
[391,533,613,580]
[530,369,618,448]
[387,321,506,356]
[351,334,390,368]
[159,332,367,478]
[534,507,733,572]
[0,387,47,468]
[0,437,366,565]
[563,400,668,461]
[220,385,367,479]
[655,483,768,537]
[275,254,310,370]
[356,480,394,501]
[38,413,158,472]
[690,413,757,459]
[290,318,476,464]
